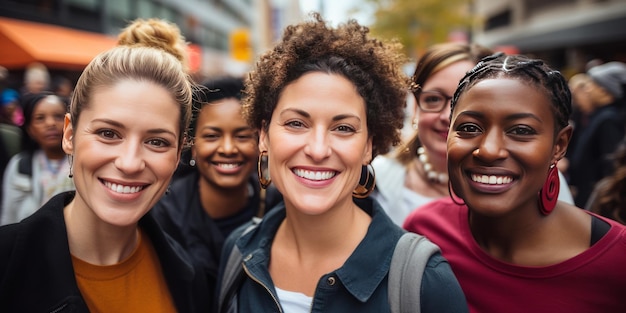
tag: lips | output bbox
[293,168,337,181]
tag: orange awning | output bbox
[0,17,117,70]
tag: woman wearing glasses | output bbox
[372,43,573,226]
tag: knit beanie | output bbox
[587,61,626,99]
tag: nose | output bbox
[473,129,508,163]
[114,140,146,174]
[218,135,238,155]
[303,127,331,162]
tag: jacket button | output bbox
[327,276,336,286]
[244,254,253,261]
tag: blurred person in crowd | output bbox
[0,66,23,210]
[586,134,626,224]
[1,92,74,225]
[22,62,50,95]
[218,13,467,313]
[0,39,209,312]
[52,75,73,106]
[568,61,626,207]
[404,53,626,313]
[152,76,281,310]
[373,43,572,226]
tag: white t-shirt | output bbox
[275,287,312,313]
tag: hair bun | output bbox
[117,18,189,69]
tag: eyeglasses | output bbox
[415,90,453,113]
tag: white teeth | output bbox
[471,174,512,185]
[216,163,240,169]
[293,169,336,181]
[104,181,144,194]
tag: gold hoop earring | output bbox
[258,151,271,189]
[353,164,376,198]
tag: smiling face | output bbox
[448,78,569,216]
[62,79,181,227]
[260,72,372,215]
[416,60,475,163]
[27,95,66,153]
[192,98,258,190]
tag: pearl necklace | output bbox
[417,146,448,184]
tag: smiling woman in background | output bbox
[2,92,74,225]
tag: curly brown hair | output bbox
[242,13,409,158]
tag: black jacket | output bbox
[151,171,281,311]
[0,191,210,313]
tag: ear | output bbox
[363,136,373,165]
[553,125,572,163]
[258,121,269,153]
[62,113,74,155]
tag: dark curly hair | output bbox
[452,53,572,135]
[242,13,409,158]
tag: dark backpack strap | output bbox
[388,232,441,313]
[17,151,33,176]
[218,217,262,313]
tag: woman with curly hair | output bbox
[586,135,626,223]
[217,13,467,313]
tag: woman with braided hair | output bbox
[404,53,626,313]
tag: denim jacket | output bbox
[219,197,468,313]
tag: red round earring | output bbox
[538,162,559,215]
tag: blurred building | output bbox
[472,0,626,75]
[0,0,303,80]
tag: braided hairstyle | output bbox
[451,53,572,135]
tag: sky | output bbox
[299,0,373,26]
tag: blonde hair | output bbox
[117,18,189,71]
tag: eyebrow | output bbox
[457,111,543,123]
[92,118,177,137]
[200,125,254,132]
[279,108,362,122]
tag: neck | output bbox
[278,200,371,256]
[64,199,139,265]
[43,148,66,160]
[198,178,249,219]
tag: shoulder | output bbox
[372,155,405,180]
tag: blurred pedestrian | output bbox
[586,134,626,224]
[568,61,626,207]
[1,92,73,225]
[21,62,50,95]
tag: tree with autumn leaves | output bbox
[357,0,475,60]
